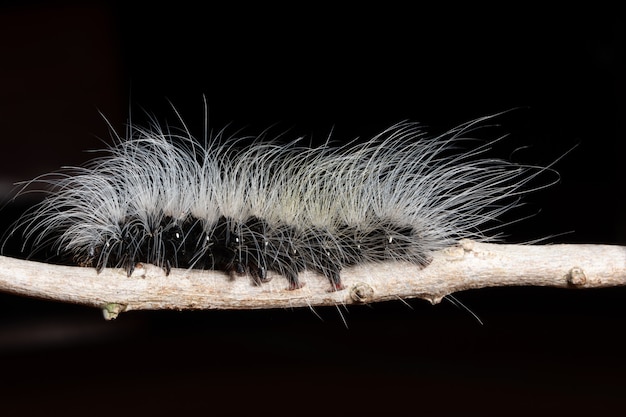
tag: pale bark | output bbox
[1,240,624,319]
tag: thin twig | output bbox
[1,240,625,319]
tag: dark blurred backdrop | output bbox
[0,2,624,416]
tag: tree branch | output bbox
[1,240,625,319]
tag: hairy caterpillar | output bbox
[6,111,553,292]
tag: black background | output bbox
[0,2,624,416]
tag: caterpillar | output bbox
[7,111,553,292]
